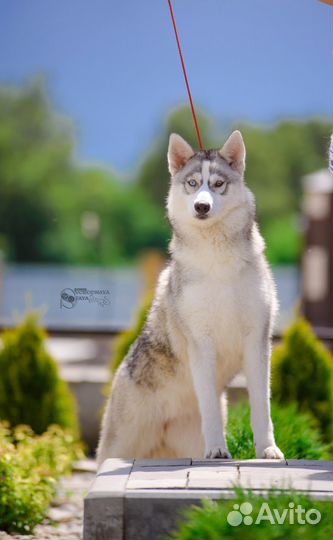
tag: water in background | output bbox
[0,264,299,332]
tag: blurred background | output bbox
[0,0,332,449]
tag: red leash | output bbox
[167,0,203,150]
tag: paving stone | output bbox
[127,465,189,489]
[238,461,333,492]
[188,464,239,489]
[83,459,333,540]
[92,458,133,492]
[83,459,133,540]
[97,457,133,477]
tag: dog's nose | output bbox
[194,202,210,215]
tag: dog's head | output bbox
[167,131,253,233]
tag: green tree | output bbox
[1,80,331,266]
[240,120,330,263]
[0,80,169,264]
[0,80,75,262]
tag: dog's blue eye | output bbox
[188,179,197,187]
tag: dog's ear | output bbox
[168,133,194,176]
[219,130,246,174]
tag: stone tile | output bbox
[188,464,239,489]
[237,466,294,490]
[127,465,189,490]
[238,462,333,493]
[283,462,333,492]
[97,458,133,476]
[83,458,333,540]
[88,459,133,497]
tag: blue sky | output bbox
[0,0,332,172]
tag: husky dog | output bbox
[97,131,284,464]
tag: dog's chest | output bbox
[175,254,254,351]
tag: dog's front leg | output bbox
[188,339,231,459]
[243,334,284,460]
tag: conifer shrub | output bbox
[0,314,79,437]
[272,317,333,443]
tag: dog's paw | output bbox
[205,447,232,459]
[262,445,285,460]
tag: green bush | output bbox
[0,314,79,436]
[227,401,329,460]
[171,490,333,540]
[0,421,83,534]
[272,318,333,443]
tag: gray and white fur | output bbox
[97,131,284,465]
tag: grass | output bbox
[227,401,329,460]
[170,490,333,540]
[170,402,331,539]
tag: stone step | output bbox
[83,458,333,540]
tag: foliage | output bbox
[0,314,79,437]
[272,318,333,443]
[0,80,331,265]
[0,79,74,262]
[240,120,330,222]
[171,489,333,540]
[111,293,153,375]
[0,80,168,265]
[227,401,329,460]
[0,421,83,534]
[137,110,331,265]
[42,169,169,265]
[263,215,301,265]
